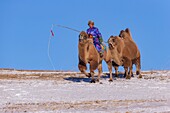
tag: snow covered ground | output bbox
[0,69,170,113]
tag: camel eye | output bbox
[79,35,83,39]
[112,39,115,42]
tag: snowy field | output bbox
[0,69,170,113]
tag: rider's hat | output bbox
[88,20,94,25]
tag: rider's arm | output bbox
[96,28,103,43]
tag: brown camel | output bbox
[78,31,107,83]
[107,28,142,80]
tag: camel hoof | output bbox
[138,74,142,78]
[109,79,113,82]
[126,75,131,79]
[123,73,126,78]
[131,73,134,77]
[90,80,96,83]
[86,73,91,78]
[136,71,140,75]
[96,79,100,82]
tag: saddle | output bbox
[101,43,107,53]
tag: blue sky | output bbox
[0,0,170,71]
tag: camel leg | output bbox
[112,61,119,77]
[129,64,133,77]
[90,60,98,83]
[78,61,91,77]
[126,60,132,79]
[114,66,118,77]
[124,72,126,78]
[136,57,142,78]
[123,58,131,79]
[107,61,113,82]
[128,64,133,79]
[124,67,131,79]
[96,62,102,82]
[90,70,95,83]
[126,68,131,79]
[136,57,141,75]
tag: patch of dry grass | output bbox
[1,99,166,112]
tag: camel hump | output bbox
[125,28,132,37]
[119,28,133,41]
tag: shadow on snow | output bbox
[64,73,126,83]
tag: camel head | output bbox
[108,36,120,50]
[108,35,124,66]
[79,31,89,44]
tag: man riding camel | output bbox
[86,20,105,57]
